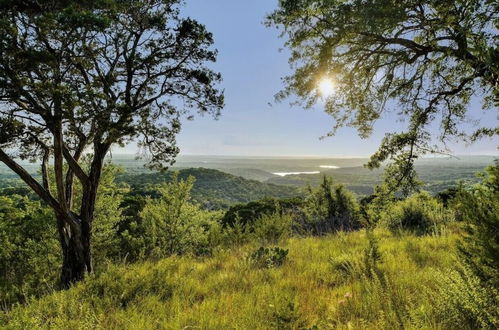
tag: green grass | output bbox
[1,230,459,329]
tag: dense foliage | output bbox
[438,162,499,328]
[221,197,303,228]
[0,165,126,306]
[121,175,223,259]
[378,191,453,235]
[0,196,59,307]
[457,163,499,287]
[302,176,362,234]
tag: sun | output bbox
[318,78,335,97]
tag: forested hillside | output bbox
[0,167,302,210]
[117,168,302,209]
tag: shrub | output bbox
[220,215,252,247]
[221,197,304,228]
[248,246,288,269]
[269,300,306,329]
[455,163,499,288]
[432,267,498,329]
[0,196,59,307]
[0,165,131,307]
[431,162,499,329]
[124,174,223,259]
[91,165,128,267]
[303,176,361,234]
[436,187,459,207]
[379,191,453,235]
[252,212,294,244]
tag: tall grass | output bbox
[1,229,460,329]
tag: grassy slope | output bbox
[1,230,458,329]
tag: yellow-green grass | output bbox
[0,230,458,329]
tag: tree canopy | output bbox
[268,0,498,192]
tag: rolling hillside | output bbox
[117,168,302,209]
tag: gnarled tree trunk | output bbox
[57,215,88,288]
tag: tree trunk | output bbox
[57,216,89,288]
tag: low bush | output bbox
[430,267,498,329]
[252,212,294,244]
[429,163,499,329]
[303,176,362,234]
[221,197,304,228]
[269,300,306,329]
[379,191,453,235]
[121,174,223,259]
[0,196,59,307]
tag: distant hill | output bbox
[265,167,381,195]
[1,155,495,200]
[266,157,496,195]
[116,168,302,209]
[213,168,277,181]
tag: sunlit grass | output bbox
[1,229,458,329]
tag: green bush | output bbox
[431,163,499,329]
[303,176,361,234]
[248,246,288,269]
[0,196,59,307]
[252,212,294,244]
[90,165,128,268]
[379,191,453,235]
[219,215,252,247]
[432,267,498,329]
[0,165,130,307]
[455,163,499,288]
[123,174,223,259]
[269,300,306,329]
[221,197,304,228]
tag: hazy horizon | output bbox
[109,152,498,159]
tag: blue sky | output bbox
[120,0,498,157]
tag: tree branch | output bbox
[62,145,89,185]
[0,148,81,232]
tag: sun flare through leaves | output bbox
[318,77,335,97]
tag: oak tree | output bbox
[0,0,224,286]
